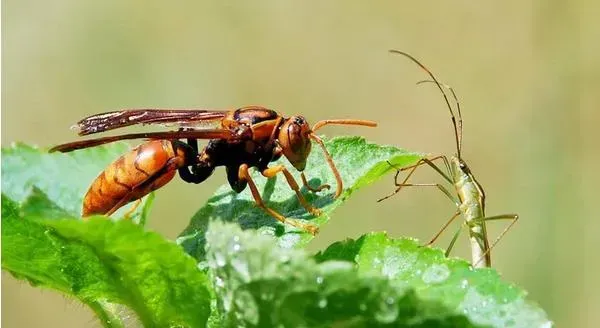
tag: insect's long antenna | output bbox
[309,134,344,198]
[389,50,463,158]
[417,79,463,155]
[311,119,377,133]
[308,119,377,198]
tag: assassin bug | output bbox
[378,50,518,267]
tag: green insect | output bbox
[379,50,519,268]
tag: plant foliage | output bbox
[1,138,551,327]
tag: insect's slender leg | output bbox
[423,209,461,247]
[377,160,423,202]
[300,172,331,193]
[398,155,453,184]
[389,183,459,207]
[238,164,319,235]
[262,165,322,216]
[377,155,450,202]
[444,223,466,257]
[469,214,519,267]
[121,199,142,219]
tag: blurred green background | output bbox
[2,1,598,327]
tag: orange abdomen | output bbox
[82,140,185,216]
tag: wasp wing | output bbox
[75,109,229,136]
[49,129,234,153]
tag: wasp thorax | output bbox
[278,116,312,171]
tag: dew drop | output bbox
[215,276,225,288]
[231,258,250,281]
[318,298,328,308]
[421,264,450,284]
[214,253,227,267]
[316,276,324,284]
[374,295,399,323]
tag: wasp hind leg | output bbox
[121,199,143,220]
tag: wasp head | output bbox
[278,116,312,171]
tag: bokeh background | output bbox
[2,1,598,327]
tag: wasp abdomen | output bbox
[82,140,185,216]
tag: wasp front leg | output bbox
[300,172,331,193]
[261,165,322,216]
[238,164,319,235]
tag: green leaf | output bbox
[44,217,212,327]
[1,142,152,220]
[205,221,479,327]
[2,194,125,327]
[316,233,552,328]
[2,143,211,327]
[179,136,422,260]
[1,198,212,327]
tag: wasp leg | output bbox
[238,164,319,235]
[300,172,330,193]
[226,165,248,192]
[261,165,322,216]
[121,199,142,219]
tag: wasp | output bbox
[50,106,376,235]
[378,51,518,267]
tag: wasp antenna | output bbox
[311,119,377,133]
[389,50,463,158]
[416,80,463,155]
[309,134,343,198]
